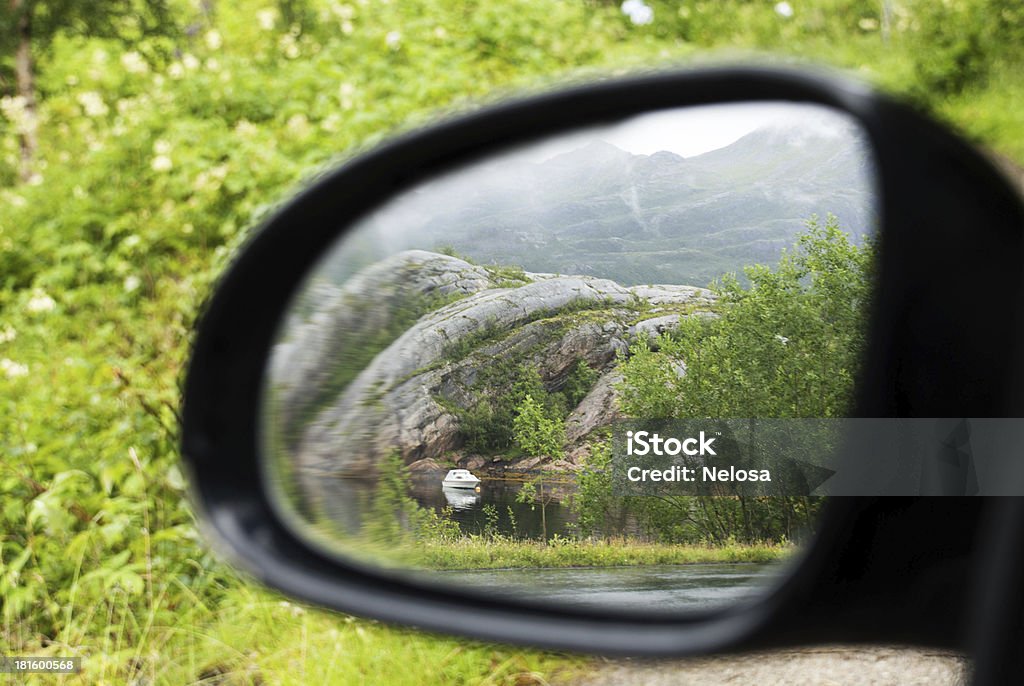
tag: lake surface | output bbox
[409,476,579,540]
[434,562,778,612]
[310,475,783,612]
[313,475,581,540]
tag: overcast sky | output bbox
[505,102,859,162]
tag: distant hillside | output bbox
[328,122,876,287]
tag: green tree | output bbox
[620,214,871,421]
[607,216,871,543]
[512,393,565,459]
[515,476,556,541]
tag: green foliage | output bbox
[512,394,565,459]
[604,218,867,544]
[572,441,623,539]
[1,0,177,64]
[485,262,530,288]
[561,359,600,409]
[621,215,872,420]
[905,0,1024,97]
[457,362,541,452]
[364,451,461,546]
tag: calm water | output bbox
[311,475,782,611]
[312,475,580,541]
[434,562,778,612]
[408,476,578,540]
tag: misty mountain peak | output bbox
[546,139,632,167]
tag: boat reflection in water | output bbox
[442,484,482,511]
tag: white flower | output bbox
[621,0,654,25]
[205,30,223,50]
[339,81,356,108]
[385,30,401,50]
[124,275,142,293]
[332,2,355,19]
[26,289,56,314]
[151,155,173,172]
[775,334,790,345]
[286,113,311,137]
[0,325,16,344]
[121,51,149,74]
[1,358,28,379]
[433,26,447,39]
[774,2,794,18]
[0,95,27,124]
[168,62,185,79]
[279,34,300,58]
[858,17,879,31]
[153,139,172,155]
[234,119,258,136]
[27,173,43,186]
[341,20,354,35]
[182,53,201,71]
[257,8,277,30]
[321,113,342,132]
[77,91,109,117]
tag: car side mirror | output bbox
[181,66,1024,660]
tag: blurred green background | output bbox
[1,1,1022,683]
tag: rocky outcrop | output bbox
[279,251,714,476]
[270,250,494,434]
[565,370,624,444]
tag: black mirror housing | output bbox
[181,66,1024,657]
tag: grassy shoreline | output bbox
[334,537,797,572]
[417,538,794,570]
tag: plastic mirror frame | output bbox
[181,65,1024,656]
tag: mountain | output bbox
[326,122,876,288]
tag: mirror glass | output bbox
[262,102,878,614]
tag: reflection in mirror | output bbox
[263,103,877,614]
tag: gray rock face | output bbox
[566,370,624,444]
[274,250,716,476]
[270,250,494,435]
[407,457,445,474]
[631,315,682,340]
[628,284,714,307]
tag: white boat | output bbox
[442,469,481,489]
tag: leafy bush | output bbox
[512,393,565,459]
